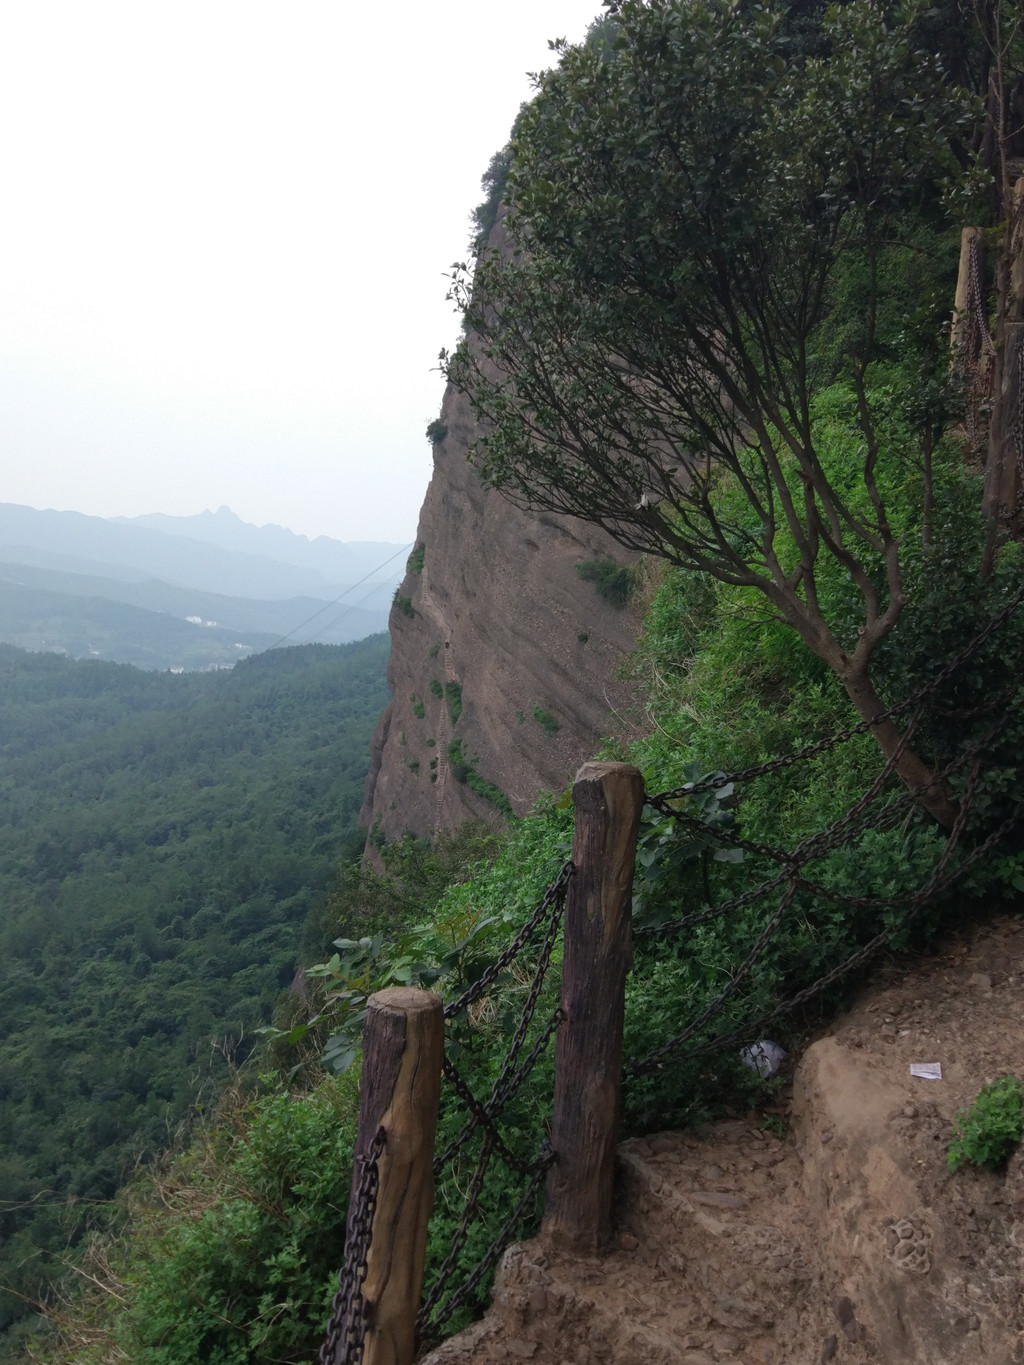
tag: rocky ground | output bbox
[422,913,1024,1364]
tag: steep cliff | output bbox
[359,345,643,843]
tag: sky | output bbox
[0,0,603,545]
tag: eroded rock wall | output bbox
[359,360,642,844]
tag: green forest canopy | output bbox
[0,636,388,1351]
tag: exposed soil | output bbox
[422,912,1024,1365]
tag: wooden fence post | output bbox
[349,987,444,1365]
[544,761,644,1254]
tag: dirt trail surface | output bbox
[422,914,1024,1364]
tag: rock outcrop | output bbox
[360,301,643,844]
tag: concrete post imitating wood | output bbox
[544,762,644,1254]
[350,987,443,1365]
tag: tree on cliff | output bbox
[444,0,982,828]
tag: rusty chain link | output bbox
[444,860,574,1020]
[638,688,1016,942]
[628,759,1024,1075]
[417,1148,555,1347]
[318,1125,386,1365]
[416,863,568,1338]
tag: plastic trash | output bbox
[740,1040,787,1078]
[910,1062,942,1080]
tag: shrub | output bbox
[948,1077,1024,1172]
[445,681,463,726]
[425,418,448,444]
[410,694,425,719]
[46,1078,361,1365]
[429,678,444,699]
[576,558,634,606]
[393,592,414,618]
[428,642,441,659]
[407,543,425,575]
[532,705,559,735]
[447,739,469,783]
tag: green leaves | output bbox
[948,1076,1024,1172]
[632,765,741,928]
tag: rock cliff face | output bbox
[359,339,642,843]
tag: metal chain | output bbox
[646,702,926,870]
[438,1052,556,1175]
[418,875,566,1342]
[628,763,1019,1076]
[444,860,574,1020]
[638,697,1014,940]
[318,1125,386,1365]
[961,234,996,458]
[418,1132,497,1332]
[434,876,566,1175]
[658,795,1020,1069]
[417,1148,555,1347]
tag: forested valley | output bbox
[0,635,389,1357]
[9,0,1024,1361]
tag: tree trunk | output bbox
[982,178,1024,575]
[841,671,959,829]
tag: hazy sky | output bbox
[0,1,602,544]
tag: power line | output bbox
[263,542,413,651]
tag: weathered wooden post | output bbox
[344,987,444,1365]
[544,761,644,1253]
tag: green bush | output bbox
[532,705,559,735]
[429,678,444,699]
[471,146,512,247]
[948,1077,1024,1172]
[428,642,441,659]
[407,543,425,575]
[576,558,633,606]
[410,694,425,719]
[425,418,448,445]
[393,592,415,618]
[444,739,511,815]
[44,1078,361,1365]
[445,681,463,726]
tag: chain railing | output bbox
[318,1125,386,1365]
[318,861,572,1365]
[319,584,1024,1364]
[416,862,570,1348]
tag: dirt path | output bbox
[423,913,1024,1365]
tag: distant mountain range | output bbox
[0,503,408,670]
